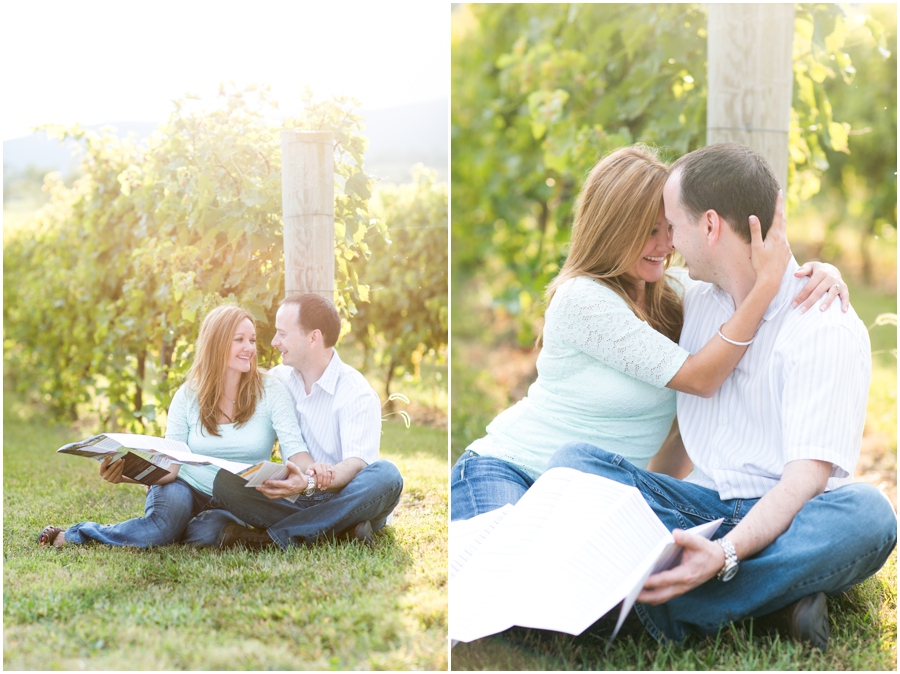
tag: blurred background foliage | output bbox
[4,84,448,434]
[352,167,448,409]
[451,4,896,466]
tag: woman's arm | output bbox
[646,419,692,478]
[667,194,790,397]
[792,262,849,313]
[264,375,311,459]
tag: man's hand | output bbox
[257,460,309,500]
[637,529,726,605]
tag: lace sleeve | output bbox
[164,385,190,443]
[550,277,690,388]
[262,375,310,461]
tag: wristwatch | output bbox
[716,537,739,582]
[303,475,316,497]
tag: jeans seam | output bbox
[635,603,665,642]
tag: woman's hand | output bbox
[792,262,849,313]
[307,462,335,491]
[749,190,792,288]
[99,456,128,484]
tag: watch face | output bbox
[721,564,738,582]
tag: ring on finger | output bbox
[831,283,841,292]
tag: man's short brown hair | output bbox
[671,142,780,243]
[281,293,341,348]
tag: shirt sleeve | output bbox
[550,277,690,388]
[337,383,382,465]
[781,321,870,478]
[262,375,310,460]
[164,385,190,443]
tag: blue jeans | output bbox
[211,461,403,549]
[547,443,898,643]
[451,450,535,521]
[64,479,243,548]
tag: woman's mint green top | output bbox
[467,271,693,480]
[165,374,309,495]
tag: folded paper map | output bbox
[450,467,721,644]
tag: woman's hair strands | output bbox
[186,304,264,437]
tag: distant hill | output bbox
[2,99,448,186]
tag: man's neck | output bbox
[708,246,758,308]
[295,348,335,395]
[716,270,757,309]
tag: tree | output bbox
[350,167,448,404]
[451,3,894,341]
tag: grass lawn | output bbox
[450,552,896,670]
[3,397,448,670]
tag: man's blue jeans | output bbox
[451,451,535,521]
[64,479,243,547]
[547,442,898,643]
[211,461,403,549]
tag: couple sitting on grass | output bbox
[451,142,897,652]
[39,293,403,551]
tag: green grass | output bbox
[3,398,448,670]
[451,556,896,671]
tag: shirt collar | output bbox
[290,349,343,396]
[708,257,800,322]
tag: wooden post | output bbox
[707,4,794,190]
[280,130,335,299]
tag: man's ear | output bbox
[309,328,324,348]
[704,210,722,247]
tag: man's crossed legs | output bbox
[547,443,897,645]
[212,460,403,549]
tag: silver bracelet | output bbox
[717,324,754,346]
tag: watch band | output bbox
[303,475,316,497]
[716,537,739,582]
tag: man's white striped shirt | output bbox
[268,351,381,467]
[677,259,871,500]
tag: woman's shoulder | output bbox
[171,382,195,403]
[551,275,629,312]
[259,371,293,401]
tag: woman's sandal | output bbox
[37,525,64,547]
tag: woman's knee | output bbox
[546,441,613,471]
[141,481,196,545]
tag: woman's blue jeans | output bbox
[547,442,898,643]
[450,451,536,521]
[64,478,243,548]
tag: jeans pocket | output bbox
[453,450,475,481]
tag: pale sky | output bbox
[1,1,449,140]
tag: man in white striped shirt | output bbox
[211,293,403,549]
[549,143,896,651]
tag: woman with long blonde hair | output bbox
[451,145,847,520]
[39,304,310,547]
